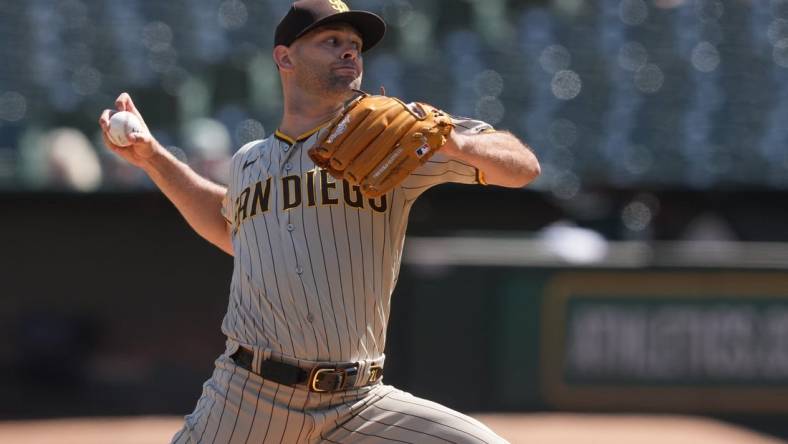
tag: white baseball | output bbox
[107,111,145,147]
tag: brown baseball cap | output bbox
[274,0,386,53]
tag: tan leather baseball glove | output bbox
[309,93,454,197]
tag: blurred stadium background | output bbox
[2,0,788,442]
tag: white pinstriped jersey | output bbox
[220,117,491,364]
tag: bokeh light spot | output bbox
[620,0,649,26]
[0,92,27,122]
[618,41,649,72]
[474,70,504,97]
[551,70,582,100]
[691,41,721,72]
[475,97,505,125]
[695,0,724,21]
[540,45,571,73]
[634,64,664,94]
[142,21,173,52]
[622,201,652,231]
[219,0,248,30]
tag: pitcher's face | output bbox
[289,24,364,97]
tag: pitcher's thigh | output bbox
[323,388,508,444]
[170,358,310,444]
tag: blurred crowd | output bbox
[0,0,787,193]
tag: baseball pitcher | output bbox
[98,1,540,442]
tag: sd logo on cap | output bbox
[328,0,350,12]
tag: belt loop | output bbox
[252,348,271,374]
[355,360,370,387]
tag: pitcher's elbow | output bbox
[515,158,540,188]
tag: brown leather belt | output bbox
[230,347,383,393]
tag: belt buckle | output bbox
[309,367,347,393]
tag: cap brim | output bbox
[295,10,386,53]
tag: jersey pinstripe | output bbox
[219,117,492,365]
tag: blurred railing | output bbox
[406,236,788,269]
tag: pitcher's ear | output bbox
[273,45,294,70]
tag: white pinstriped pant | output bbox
[170,352,508,444]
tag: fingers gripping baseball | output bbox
[310,94,454,197]
[98,92,157,167]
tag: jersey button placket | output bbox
[284,213,301,278]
